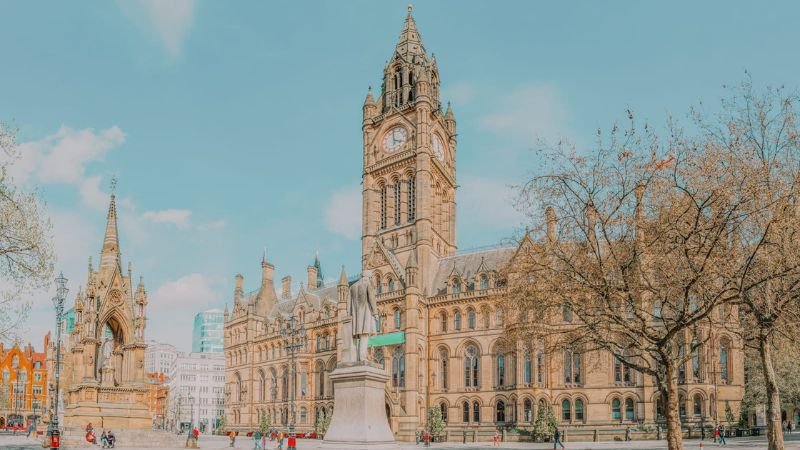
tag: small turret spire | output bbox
[99,193,121,271]
[395,3,425,59]
[339,265,348,286]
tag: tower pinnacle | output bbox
[395,3,425,59]
[99,194,121,271]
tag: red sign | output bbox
[51,434,60,449]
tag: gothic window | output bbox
[496,401,505,423]
[373,348,385,369]
[407,177,416,222]
[376,280,383,295]
[317,365,325,398]
[562,399,571,421]
[391,347,405,388]
[677,344,686,384]
[388,278,395,292]
[480,275,489,290]
[394,183,401,225]
[679,394,687,417]
[439,402,447,422]
[467,308,476,330]
[464,345,479,388]
[325,306,331,319]
[380,185,387,229]
[523,351,532,385]
[692,344,701,381]
[454,311,462,330]
[496,351,505,387]
[473,401,480,422]
[564,350,581,384]
[693,394,703,416]
[611,398,621,420]
[536,352,545,385]
[462,402,469,423]
[524,399,533,422]
[258,370,266,401]
[234,372,241,403]
[11,356,19,369]
[316,336,322,352]
[482,310,490,328]
[440,349,448,389]
[281,371,289,401]
[452,279,461,294]
[625,398,635,420]
[300,407,307,423]
[270,370,277,401]
[394,308,401,329]
[300,370,307,397]
[495,308,504,326]
[325,335,330,350]
[575,399,585,421]
[720,339,730,384]
[439,312,447,333]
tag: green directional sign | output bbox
[368,331,405,347]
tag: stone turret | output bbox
[254,254,277,316]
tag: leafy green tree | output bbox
[533,402,556,442]
[217,415,226,435]
[260,413,270,434]
[316,409,332,436]
[425,407,445,439]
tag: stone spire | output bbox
[314,251,324,288]
[99,194,121,271]
[395,3,426,60]
[255,253,277,316]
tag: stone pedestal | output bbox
[319,363,399,450]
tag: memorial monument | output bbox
[320,270,399,450]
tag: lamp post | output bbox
[280,315,306,450]
[49,272,68,449]
[13,368,20,435]
[185,395,195,447]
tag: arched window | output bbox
[562,399,571,421]
[575,399,585,421]
[692,346,701,381]
[523,351,532,385]
[394,309,402,329]
[300,370,307,397]
[625,398,635,421]
[325,335,331,350]
[300,407,307,424]
[317,366,325,398]
[536,352,545,385]
[720,339,730,384]
[653,300,662,318]
[467,309,476,330]
[462,402,469,423]
[281,370,289,401]
[234,372,241,402]
[380,185,387,229]
[524,399,533,422]
[454,311,462,330]
[496,401,505,423]
[496,308,504,326]
[393,183,401,225]
[473,401,481,423]
[316,336,322,352]
[270,370,277,400]
[258,370,266,401]
[480,275,489,290]
[564,350,581,384]
[464,345,479,388]
[407,176,416,222]
[377,280,383,295]
[496,351,506,387]
[440,349,449,390]
[693,394,703,417]
[677,344,686,384]
[440,312,447,333]
[452,279,461,294]
[325,306,331,319]
[679,394,687,418]
[439,402,448,422]
[392,348,405,388]
[656,394,665,421]
[611,398,621,420]
[388,278,395,293]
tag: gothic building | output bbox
[223,6,744,442]
[63,194,151,430]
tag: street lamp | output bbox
[280,315,306,450]
[49,272,68,450]
[185,395,195,447]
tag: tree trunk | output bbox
[759,335,785,450]
[663,362,684,450]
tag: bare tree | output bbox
[694,80,800,450]
[504,109,784,450]
[0,121,54,342]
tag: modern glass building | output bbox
[192,309,224,353]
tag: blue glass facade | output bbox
[192,309,224,353]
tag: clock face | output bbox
[383,126,408,152]
[432,134,445,160]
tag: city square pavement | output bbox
[3,433,800,450]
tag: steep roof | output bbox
[428,246,516,296]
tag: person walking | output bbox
[625,426,632,441]
[229,431,236,448]
[277,431,283,450]
[253,430,262,450]
[718,425,727,446]
[493,429,500,446]
[553,427,565,449]
[261,431,267,449]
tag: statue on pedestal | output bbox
[347,270,377,363]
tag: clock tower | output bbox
[361,4,457,287]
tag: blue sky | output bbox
[2,1,798,351]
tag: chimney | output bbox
[234,274,244,304]
[281,276,292,299]
[307,266,318,289]
[261,259,274,286]
[545,207,557,243]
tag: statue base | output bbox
[319,363,399,450]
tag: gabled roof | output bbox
[428,246,515,296]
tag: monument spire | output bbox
[395,3,425,59]
[99,193,121,271]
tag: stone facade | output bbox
[224,6,745,442]
[63,193,151,430]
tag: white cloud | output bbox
[119,0,196,58]
[458,175,525,230]
[11,125,125,186]
[324,186,361,240]
[142,209,193,228]
[147,273,223,350]
[479,84,571,145]
[443,81,477,105]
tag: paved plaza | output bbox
[2,434,800,450]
